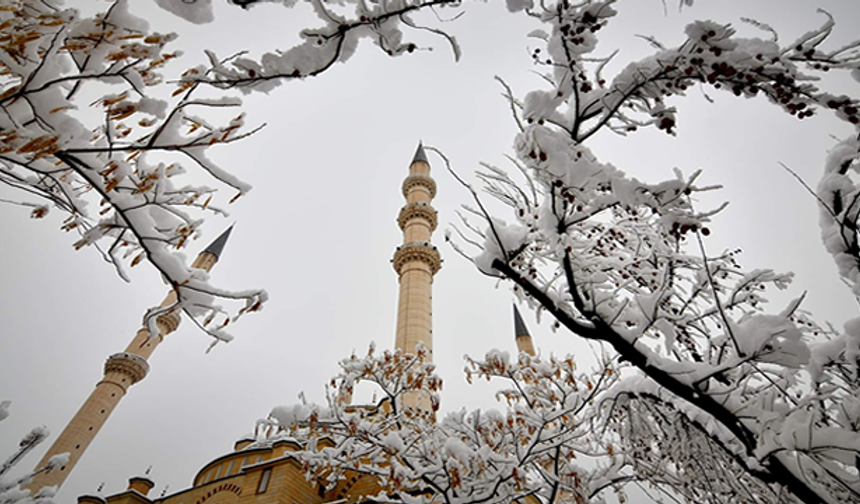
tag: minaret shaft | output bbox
[27,245,224,492]
[516,334,536,356]
[394,265,434,355]
[27,360,142,490]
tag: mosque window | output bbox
[257,468,272,494]
[256,455,264,463]
[227,460,236,476]
[214,465,222,480]
[240,457,249,468]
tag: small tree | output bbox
[257,346,632,504]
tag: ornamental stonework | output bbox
[104,352,149,384]
[156,311,181,334]
[392,242,442,275]
[402,174,437,199]
[398,203,438,231]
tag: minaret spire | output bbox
[513,304,536,356]
[201,224,233,260]
[411,141,429,165]
[26,227,233,492]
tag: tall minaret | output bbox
[27,227,233,492]
[392,143,442,361]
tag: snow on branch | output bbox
[174,0,464,92]
[446,1,860,503]
[256,346,640,504]
[0,402,57,504]
[0,0,267,343]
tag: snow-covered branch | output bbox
[0,0,267,342]
[167,0,464,93]
[255,347,639,504]
[447,2,860,503]
[0,402,63,504]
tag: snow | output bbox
[45,453,70,470]
[154,0,215,24]
[473,219,529,276]
[505,0,533,13]
[731,314,809,366]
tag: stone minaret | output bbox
[513,305,536,356]
[27,227,234,492]
[393,143,442,361]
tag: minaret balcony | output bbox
[397,202,438,232]
[104,352,150,385]
[401,174,437,200]
[155,310,181,335]
[392,242,442,275]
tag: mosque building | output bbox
[25,144,536,504]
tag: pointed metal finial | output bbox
[513,304,536,356]
[513,304,530,338]
[411,141,429,166]
[202,225,234,260]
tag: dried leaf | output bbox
[30,206,48,219]
[130,252,144,267]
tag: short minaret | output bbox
[513,305,536,356]
[393,143,442,359]
[27,227,234,492]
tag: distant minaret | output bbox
[513,305,536,356]
[27,227,234,492]
[393,143,442,361]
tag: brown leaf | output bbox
[104,178,119,192]
[30,206,48,219]
[130,252,144,267]
[17,135,58,154]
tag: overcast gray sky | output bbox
[2,0,860,502]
